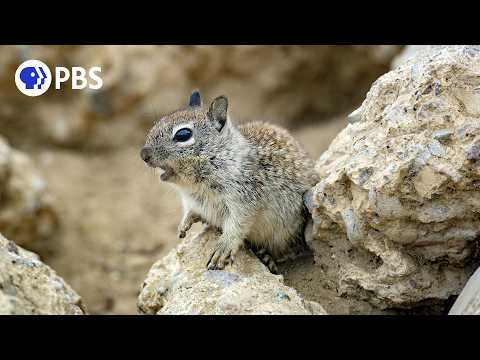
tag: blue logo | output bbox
[20,66,47,89]
[19,66,48,89]
[15,59,52,96]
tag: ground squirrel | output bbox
[141,91,319,273]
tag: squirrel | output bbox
[141,90,319,273]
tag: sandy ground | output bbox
[32,116,349,314]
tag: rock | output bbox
[433,129,454,143]
[0,136,59,254]
[390,45,438,68]
[308,45,480,309]
[138,228,326,315]
[0,45,400,148]
[0,233,86,314]
[449,266,480,315]
[347,107,363,124]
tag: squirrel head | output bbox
[141,90,232,185]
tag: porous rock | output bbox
[138,228,326,315]
[308,45,480,308]
[0,233,86,314]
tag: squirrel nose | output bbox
[140,146,153,163]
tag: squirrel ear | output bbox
[208,96,228,132]
[188,90,202,107]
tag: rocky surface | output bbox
[0,45,400,148]
[0,232,86,314]
[0,136,58,254]
[306,45,480,309]
[390,45,433,68]
[138,228,326,315]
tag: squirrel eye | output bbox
[173,128,193,142]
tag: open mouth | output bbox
[155,165,175,181]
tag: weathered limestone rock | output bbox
[138,228,326,315]
[0,233,86,314]
[308,45,480,308]
[0,136,59,254]
[0,45,400,147]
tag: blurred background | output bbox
[0,45,403,314]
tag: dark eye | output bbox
[173,128,193,142]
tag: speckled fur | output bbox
[142,92,318,271]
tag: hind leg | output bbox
[276,242,312,264]
[250,247,279,274]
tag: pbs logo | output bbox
[15,59,103,97]
[15,59,52,97]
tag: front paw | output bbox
[177,221,195,239]
[206,241,241,270]
[177,226,188,239]
[177,213,203,239]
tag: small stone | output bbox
[466,144,480,161]
[428,141,445,157]
[433,129,453,143]
[414,166,447,199]
[277,292,291,301]
[341,208,364,245]
[358,167,374,185]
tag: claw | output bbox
[206,243,234,270]
[251,246,279,274]
[206,249,218,269]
